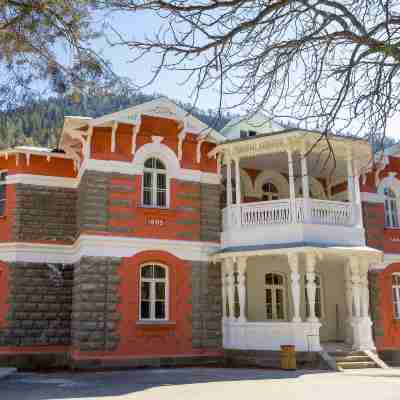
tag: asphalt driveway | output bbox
[1,367,400,400]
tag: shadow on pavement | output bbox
[0,367,329,400]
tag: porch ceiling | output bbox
[238,151,348,181]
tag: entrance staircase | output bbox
[321,343,389,371]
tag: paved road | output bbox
[1,367,400,400]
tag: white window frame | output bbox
[142,157,169,208]
[0,171,7,217]
[305,274,324,319]
[139,263,169,321]
[393,274,400,319]
[265,272,286,320]
[384,187,400,228]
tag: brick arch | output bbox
[116,250,193,356]
[0,262,9,328]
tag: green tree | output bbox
[0,0,115,109]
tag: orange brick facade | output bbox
[1,98,400,368]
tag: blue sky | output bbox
[90,11,400,140]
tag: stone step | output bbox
[334,355,372,363]
[328,351,365,357]
[337,361,377,370]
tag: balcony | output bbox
[222,198,365,248]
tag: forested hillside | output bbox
[0,91,233,149]
[0,90,396,152]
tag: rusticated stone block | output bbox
[200,183,221,242]
[0,263,74,347]
[72,257,122,352]
[191,261,222,349]
[13,185,77,242]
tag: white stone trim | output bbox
[6,174,77,189]
[361,192,384,203]
[213,245,382,262]
[371,253,400,270]
[0,236,220,264]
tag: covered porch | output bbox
[210,129,373,248]
[213,246,382,353]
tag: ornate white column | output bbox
[234,157,242,205]
[288,253,301,322]
[349,256,375,350]
[346,152,355,204]
[353,161,364,228]
[301,146,311,223]
[287,149,297,223]
[344,261,354,344]
[225,257,235,321]
[226,156,233,206]
[349,257,361,318]
[306,252,318,322]
[359,259,370,318]
[221,259,228,321]
[236,257,247,322]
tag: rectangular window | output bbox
[143,172,153,206]
[240,130,248,138]
[156,173,167,207]
[0,172,7,216]
[393,275,400,319]
[140,264,168,320]
[248,130,257,137]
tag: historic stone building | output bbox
[0,97,398,370]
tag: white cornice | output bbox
[370,253,400,270]
[79,158,220,184]
[6,174,77,189]
[0,236,220,264]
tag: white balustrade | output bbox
[223,198,354,230]
[241,200,291,226]
[308,199,354,226]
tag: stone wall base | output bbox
[71,355,224,371]
[224,349,329,370]
[0,352,70,371]
[0,349,333,371]
[0,352,224,371]
[379,350,400,367]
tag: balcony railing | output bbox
[223,198,357,231]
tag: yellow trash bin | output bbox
[280,345,296,370]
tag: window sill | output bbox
[139,205,169,210]
[136,320,176,326]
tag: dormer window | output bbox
[240,130,257,138]
[0,171,7,216]
[384,187,399,228]
[142,158,168,208]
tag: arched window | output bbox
[305,274,323,318]
[384,187,399,228]
[143,158,167,208]
[262,182,279,201]
[393,274,400,319]
[140,264,168,320]
[265,273,286,320]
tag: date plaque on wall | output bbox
[146,218,165,227]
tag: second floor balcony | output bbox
[211,128,371,249]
